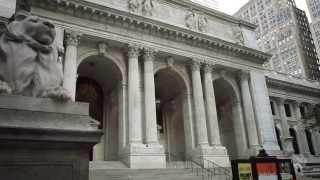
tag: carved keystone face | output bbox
[8,12,56,45]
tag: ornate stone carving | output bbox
[128,44,141,58]
[128,0,155,16]
[233,27,245,45]
[166,56,174,68]
[0,11,71,101]
[128,0,140,13]
[98,42,108,55]
[185,10,208,32]
[203,64,212,73]
[143,47,157,61]
[191,61,201,71]
[64,30,81,46]
[142,0,154,16]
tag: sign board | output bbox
[256,162,278,180]
[238,163,253,180]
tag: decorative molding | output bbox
[267,77,320,97]
[185,9,208,32]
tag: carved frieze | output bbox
[185,9,208,32]
[232,27,245,45]
[128,0,155,16]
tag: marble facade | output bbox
[7,0,320,170]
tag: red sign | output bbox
[256,163,277,176]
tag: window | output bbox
[284,104,292,117]
[270,101,276,115]
[300,106,306,119]
[306,130,315,155]
[289,128,300,154]
[275,127,283,150]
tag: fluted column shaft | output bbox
[277,98,294,153]
[128,45,142,144]
[63,30,80,101]
[191,62,209,146]
[143,48,159,145]
[293,102,310,155]
[203,65,221,146]
[239,72,260,148]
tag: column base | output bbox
[192,144,230,167]
[120,143,166,169]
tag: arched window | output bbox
[305,130,315,155]
[275,127,283,150]
[289,128,300,154]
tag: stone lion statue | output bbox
[0,11,71,101]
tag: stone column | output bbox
[203,64,221,146]
[277,98,294,153]
[191,61,209,147]
[249,71,280,151]
[239,71,260,149]
[143,48,159,145]
[312,128,320,155]
[127,45,142,144]
[63,30,80,101]
[293,101,310,155]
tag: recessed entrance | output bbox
[213,78,242,159]
[155,68,186,161]
[76,55,123,161]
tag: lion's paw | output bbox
[43,87,72,102]
[0,81,12,94]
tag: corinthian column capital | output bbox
[204,64,214,74]
[191,60,201,71]
[64,30,81,46]
[143,48,157,62]
[128,44,141,59]
[239,70,250,81]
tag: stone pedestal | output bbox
[192,145,230,168]
[120,143,166,169]
[0,95,102,180]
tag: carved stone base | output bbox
[0,95,103,180]
[192,145,231,168]
[120,143,166,169]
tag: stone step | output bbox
[90,161,128,169]
[90,167,204,180]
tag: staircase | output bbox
[89,161,203,180]
[89,158,232,180]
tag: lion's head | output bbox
[7,11,56,45]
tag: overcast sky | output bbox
[216,0,311,21]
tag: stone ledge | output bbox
[0,95,89,115]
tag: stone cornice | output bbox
[29,0,271,65]
[267,77,320,97]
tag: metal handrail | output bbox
[166,153,232,180]
[203,158,232,180]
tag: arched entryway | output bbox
[76,55,123,161]
[154,68,187,161]
[213,77,246,159]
